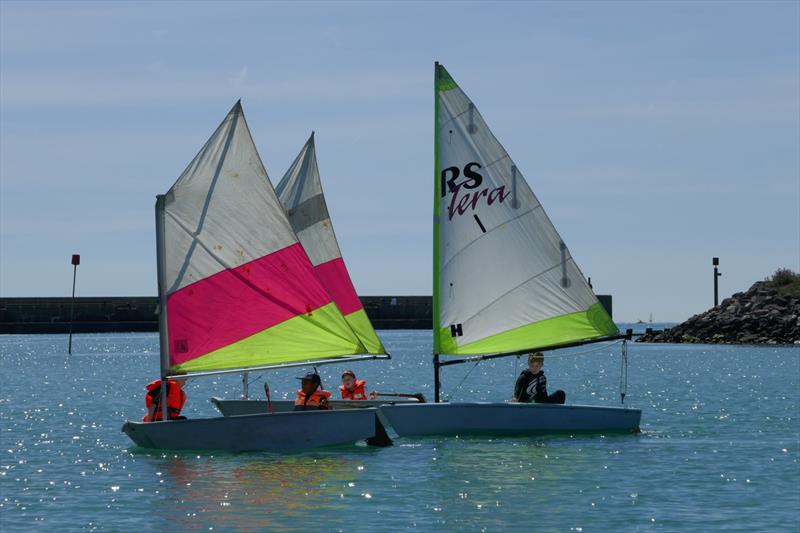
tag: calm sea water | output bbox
[1,328,798,532]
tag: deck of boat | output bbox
[378,402,642,437]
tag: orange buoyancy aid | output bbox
[339,380,368,400]
[294,389,331,408]
[143,379,186,422]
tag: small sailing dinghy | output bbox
[211,133,412,417]
[211,398,419,417]
[379,63,641,437]
[121,102,389,451]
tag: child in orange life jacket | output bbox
[339,370,377,400]
[143,375,187,422]
[294,372,331,411]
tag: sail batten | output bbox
[434,64,617,356]
[159,102,368,373]
[275,133,385,355]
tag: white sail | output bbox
[275,133,385,354]
[160,101,366,374]
[434,64,617,355]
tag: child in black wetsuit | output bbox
[512,352,566,404]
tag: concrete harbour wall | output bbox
[0,295,612,334]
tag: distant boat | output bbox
[379,63,641,437]
[122,102,388,451]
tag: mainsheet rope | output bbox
[443,360,482,402]
[445,339,628,401]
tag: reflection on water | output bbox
[152,453,360,531]
[0,331,798,531]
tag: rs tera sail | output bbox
[433,64,618,356]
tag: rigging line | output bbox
[539,339,625,358]
[443,359,482,402]
[246,372,264,386]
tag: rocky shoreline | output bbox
[638,274,799,345]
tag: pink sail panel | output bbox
[166,243,331,366]
[314,257,364,316]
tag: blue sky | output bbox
[1,1,798,322]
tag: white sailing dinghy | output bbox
[211,133,416,417]
[121,102,389,451]
[379,63,641,437]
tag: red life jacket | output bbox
[143,379,186,422]
[294,389,331,408]
[339,379,368,400]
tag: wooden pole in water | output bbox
[68,254,80,354]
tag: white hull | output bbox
[378,402,641,437]
[211,397,419,416]
[121,408,380,451]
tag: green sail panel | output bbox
[434,64,618,356]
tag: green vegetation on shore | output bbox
[766,268,800,296]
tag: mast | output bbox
[155,194,170,421]
[433,61,442,403]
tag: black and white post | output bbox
[712,257,721,307]
[68,254,80,354]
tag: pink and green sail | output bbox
[433,63,618,356]
[158,102,367,375]
[274,133,385,355]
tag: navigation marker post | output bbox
[68,254,80,354]
[713,257,721,307]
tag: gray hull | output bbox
[121,408,379,451]
[211,397,419,417]
[379,402,641,437]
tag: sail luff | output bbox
[433,61,443,354]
